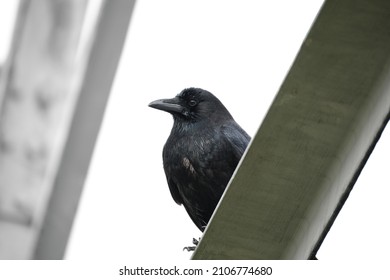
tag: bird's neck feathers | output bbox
[170,111,233,136]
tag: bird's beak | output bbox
[148,98,184,114]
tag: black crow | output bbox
[149,88,250,243]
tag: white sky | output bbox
[1,1,389,261]
[0,1,19,64]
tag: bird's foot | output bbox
[192,237,200,246]
[183,238,200,252]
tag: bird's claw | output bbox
[183,246,196,252]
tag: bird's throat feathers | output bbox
[171,115,223,136]
[171,117,201,135]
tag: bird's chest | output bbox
[163,133,216,176]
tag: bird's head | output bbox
[148,88,233,123]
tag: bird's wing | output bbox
[221,121,251,160]
[164,172,184,205]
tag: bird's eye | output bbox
[188,99,198,107]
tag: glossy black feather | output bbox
[149,88,250,232]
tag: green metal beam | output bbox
[192,0,390,260]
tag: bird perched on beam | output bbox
[149,88,250,250]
